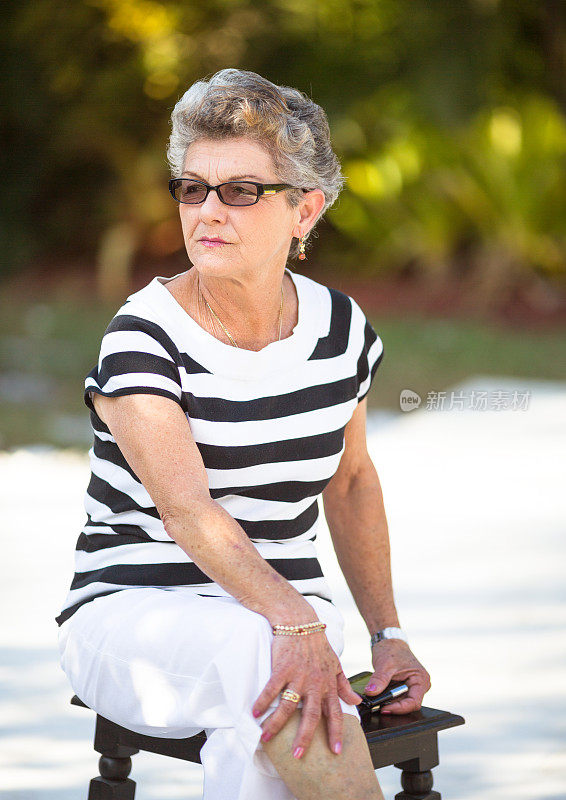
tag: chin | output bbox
[189,258,236,277]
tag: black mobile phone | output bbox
[348,671,409,716]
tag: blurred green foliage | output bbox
[2,0,565,293]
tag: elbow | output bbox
[323,463,381,513]
[160,493,216,536]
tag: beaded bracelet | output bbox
[272,622,327,636]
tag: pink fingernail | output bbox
[293,747,304,759]
[261,731,272,742]
[252,709,260,718]
[333,742,342,754]
[365,683,377,692]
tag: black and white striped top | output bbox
[55,268,384,627]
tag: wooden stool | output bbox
[70,689,464,799]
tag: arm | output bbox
[322,398,399,634]
[322,398,431,713]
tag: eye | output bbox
[232,184,255,196]
[182,181,201,195]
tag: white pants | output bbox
[57,587,361,800]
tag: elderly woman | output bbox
[56,69,430,800]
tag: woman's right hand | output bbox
[251,628,363,758]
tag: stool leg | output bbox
[89,715,139,799]
[88,755,136,799]
[395,767,440,799]
[394,734,441,800]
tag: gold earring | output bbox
[298,236,306,261]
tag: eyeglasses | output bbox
[169,178,311,207]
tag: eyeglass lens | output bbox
[172,179,259,205]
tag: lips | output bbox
[200,237,229,244]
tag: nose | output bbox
[198,186,228,224]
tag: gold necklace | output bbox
[199,274,284,348]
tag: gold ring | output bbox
[281,689,301,704]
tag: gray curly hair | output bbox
[167,69,345,260]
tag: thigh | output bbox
[58,588,275,738]
[57,586,360,786]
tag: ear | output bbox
[292,189,326,238]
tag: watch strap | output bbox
[370,627,408,647]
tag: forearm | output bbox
[162,501,318,627]
[323,467,400,634]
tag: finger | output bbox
[290,694,322,758]
[252,675,287,718]
[381,677,427,714]
[260,691,303,743]
[322,695,344,755]
[363,671,392,695]
[380,695,420,714]
[259,708,278,732]
[336,670,363,705]
[380,686,424,715]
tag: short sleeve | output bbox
[356,315,384,404]
[84,313,184,414]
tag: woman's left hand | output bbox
[363,640,431,714]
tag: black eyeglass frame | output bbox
[169,178,313,206]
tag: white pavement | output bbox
[1,375,564,800]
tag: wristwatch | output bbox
[370,627,408,647]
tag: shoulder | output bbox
[301,273,372,347]
[295,271,366,326]
[101,290,181,362]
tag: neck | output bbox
[191,267,291,350]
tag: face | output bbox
[178,137,307,280]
